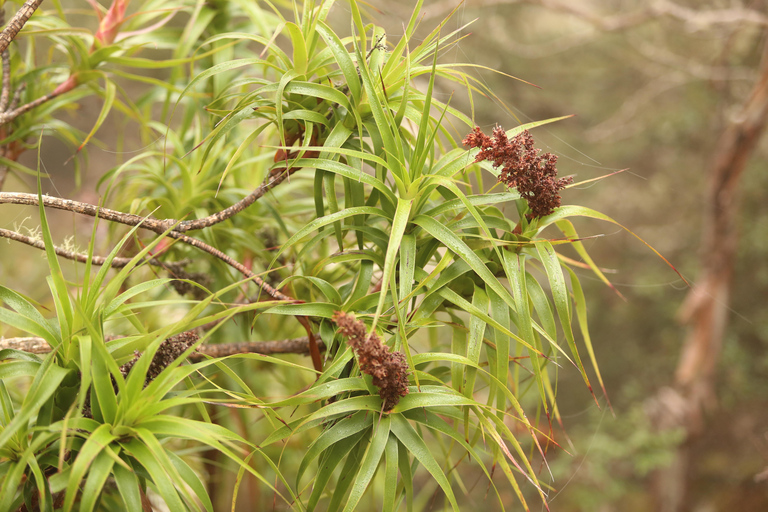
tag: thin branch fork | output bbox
[0,207,289,301]
[0,87,63,126]
[0,175,295,302]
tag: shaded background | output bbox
[2,1,767,510]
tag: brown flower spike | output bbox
[82,331,199,418]
[332,311,409,411]
[464,126,572,218]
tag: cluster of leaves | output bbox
[0,0,645,510]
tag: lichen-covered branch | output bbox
[0,88,68,126]
[0,227,188,270]
[0,0,44,55]
[0,189,295,302]
[0,335,325,359]
[0,166,293,233]
[0,10,10,112]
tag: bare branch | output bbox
[437,0,650,59]
[516,0,768,30]
[0,170,302,302]
[0,336,50,354]
[524,0,652,31]
[0,227,193,271]
[0,201,291,300]
[0,335,326,360]
[0,10,9,112]
[189,337,326,360]
[173,165,294,232]
[628,34,757,83]
[0,0,44,56]
[420,0,768,58]
[0,191,178,232]
[7,82,25,111]
[419,0,652,27]
[0,166,294,233]
[653,0,768,29]
[0,192,295,301]
[0,53,9,113]
[484,16,599,58]
[0,89,66,126]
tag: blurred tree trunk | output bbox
[648,34,768,512]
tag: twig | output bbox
[0,227,189,270]
[0,335,326,359]
[189,337,326,360]
[0,0,44,56]
[585,74,689,142]
[0,181,295,301]
[0,1,74,128]
[0,89,67,126]
[0,150,7,191]
[653,0,768,28]
[173,166,294,232]
[0,192,180,230]
[628,34,756,83]
[7,82,24,111]
[0,9,9,112]
[0,166,293,234]
[0,336,50,353]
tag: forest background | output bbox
[0,0,766,511]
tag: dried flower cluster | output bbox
[463,126,573,218]
[332,311,409,411]
[169,269,213,300]
[119,331,199,387]
[82,331,199,418]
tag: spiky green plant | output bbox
[0,1,682,510]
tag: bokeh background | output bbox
[1,1,767,510]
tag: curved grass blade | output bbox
[390,414,459,511]
[0,354,69,453]
[503,252,549,417]
[371,198,412,332]
[567,266,613,412]
[382,433,399,512]
[556,218,625,299]
[342,416,390,512]
[297,412,373,486]
[537,205,688,285]
[78,449,117,512]
[535,240,596,404]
